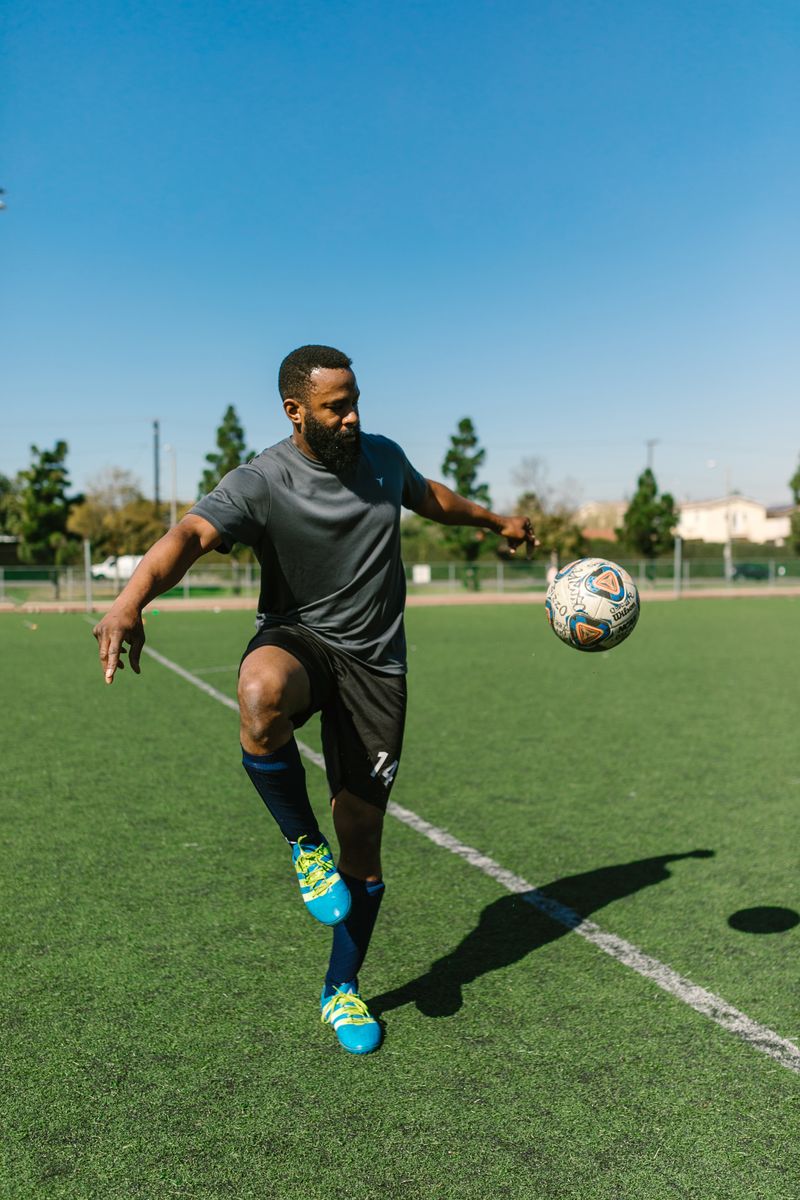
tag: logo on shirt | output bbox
[376,476,384,487]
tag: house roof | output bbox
[679,495,761,511]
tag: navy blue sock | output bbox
[324,873,385,993]
[241,739,323,844]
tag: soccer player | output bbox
[93,345,536,1054]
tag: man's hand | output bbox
[415,481,540,557]
[496,515,539,558]
[93,606,146,685]
[88,516,222,685]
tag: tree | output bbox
[441,418,492,587]
[513,490,586,560]
[399,513,450,563]
[198,405,255,497]
[789,458,800,555]
[0,472,19,534]
[510,457,585,561]
[616,468,678,560]
[511,456,583,515]
[8,441,78,564]
[67,468,167,555]
[105,497,172,554]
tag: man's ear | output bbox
[283,397,303,430]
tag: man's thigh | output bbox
[239,626,334,728]
[238,644,311,717]
[321,661,407,810]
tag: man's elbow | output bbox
[175,514,223,555]
[415,481,445,522]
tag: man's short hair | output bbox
[278,345,353,402]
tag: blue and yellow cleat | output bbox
[321,983,382,1055]
[291,837,351,926]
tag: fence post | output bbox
[673,536,682,598]
[83,539,93,613]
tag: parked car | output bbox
[91,555,144,581]
[732,562,769,581]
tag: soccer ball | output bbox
[545,558,640,652]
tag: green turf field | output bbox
[2,600,799,1198]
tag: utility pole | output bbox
[673,534,682,599]
[646,438,659,471]
[724,464,733,582]
[164,444,177,527]
[153,419,161,514]
[83,538,93,613]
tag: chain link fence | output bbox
[2,554,799,607]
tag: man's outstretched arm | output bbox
[93,514,222,684]
[413,479,539,556]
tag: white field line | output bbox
[142,642,800,1076]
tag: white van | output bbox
[91,555,144,582]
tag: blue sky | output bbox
[3,0,798,510]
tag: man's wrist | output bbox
[108,594,144,622]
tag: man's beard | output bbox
[303,411,361,475]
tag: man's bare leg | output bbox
[238,645,350,925]
[321,787,385,1052]
[331,787,384,881]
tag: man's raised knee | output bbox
[238,647,310,753]
[238,671,290,746]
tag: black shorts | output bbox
[240,624,407,811]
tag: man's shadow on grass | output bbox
[370,849,714,1019]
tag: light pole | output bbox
[708,459,733,582]
[724,465,733,582]
[153,419,160,513]
[163,444,177,528]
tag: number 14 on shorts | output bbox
[371,751,398,788]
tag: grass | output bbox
[1,600,799,1198]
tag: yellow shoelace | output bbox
[294,842,338,898]
[321,990,373,1027]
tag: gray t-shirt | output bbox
[190,433,428,673]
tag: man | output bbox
[93,345,536,1055]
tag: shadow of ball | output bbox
[728,907,800,934]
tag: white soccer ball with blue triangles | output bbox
[545,557,640,652]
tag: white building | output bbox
[676,497,792,545]
[577,497,793,545]
[575,501,627,541]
